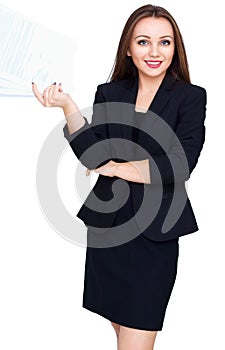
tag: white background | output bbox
[0,0,224,349]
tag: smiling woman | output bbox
[32,4,207,350]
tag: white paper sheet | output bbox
[0,5,76,96]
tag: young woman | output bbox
[32,4,207,350]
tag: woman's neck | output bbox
[138,71,166,93]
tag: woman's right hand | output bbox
[33,82,90,175]
[32,82,78,117]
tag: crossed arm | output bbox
[66,109,151,184]
[89,159,151,184]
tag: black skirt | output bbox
[82,228,179,331]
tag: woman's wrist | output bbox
[63,95,79,118]
[63,96,86,135]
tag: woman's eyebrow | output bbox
[134,35,173,39]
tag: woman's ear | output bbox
[127,48,131,57]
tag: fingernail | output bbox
[53,82,56,85]
[59,83,62,85]
[32,82,34,84]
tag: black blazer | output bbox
[63,71,207,242]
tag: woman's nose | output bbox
[149,43,160,57]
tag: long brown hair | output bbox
[109,4,190,83]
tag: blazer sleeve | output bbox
[149,87,207,185]
[63,85,112,169]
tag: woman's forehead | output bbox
[132,17,174,38]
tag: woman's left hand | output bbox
[86,160,118,177]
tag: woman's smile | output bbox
[144,60,163,68]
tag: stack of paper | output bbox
[0,5,76,97]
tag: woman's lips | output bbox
[144,60,163,69]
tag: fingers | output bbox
[58,83,63,93]
[32,82,62,107]
[32,82,45,105]
[43,84,57,106]
[47,85,55,102]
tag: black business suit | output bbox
[63,71,207,330]
[63,71,207,242]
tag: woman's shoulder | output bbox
[96,78,133,92]
[94,78,134,103]
[174,79,206,97]
[172,79,207,109]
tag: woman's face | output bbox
[127,17,175,81]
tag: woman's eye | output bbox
[138,40,148,46]
[161,40,170,46]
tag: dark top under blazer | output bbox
[63,71,207,241]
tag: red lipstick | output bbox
[145,60,162,69]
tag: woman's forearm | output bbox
[63,97,86,135]
[115,159,151,184]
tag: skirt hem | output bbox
[82,304,163,331]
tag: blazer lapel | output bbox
[148,71,176,115]
[116,71,176,160]
[108,73,175,161]
[120,70,176,114]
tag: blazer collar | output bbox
[121,70,176,115]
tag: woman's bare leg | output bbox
[111,321,121,338]
[118,325,158,350]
